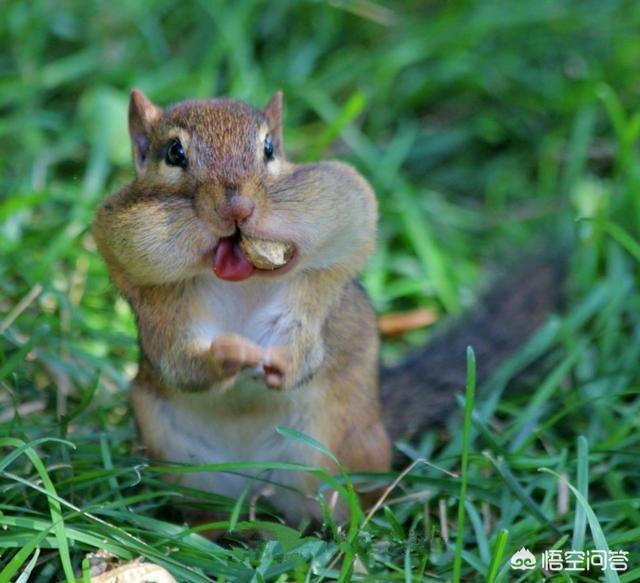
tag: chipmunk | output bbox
[93,90,563,523]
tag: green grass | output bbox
[1,0,640,581]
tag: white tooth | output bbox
[240,234,294,270]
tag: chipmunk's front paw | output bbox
[262,347,290,390]
[209,334,262,378]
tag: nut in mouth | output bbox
[212,230,295,282]
[239,233,295,270]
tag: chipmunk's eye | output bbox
[165,138,187,168]
[263,136,274,162]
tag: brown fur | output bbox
[94,90,562,522]
[94,90,388,521]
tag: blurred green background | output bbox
[3,0,639,368]
[1,1,640,581]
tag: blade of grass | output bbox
[571,436,589,551]
[603,221,640,262]
[276,426,364,531]
[577,217,640,261]
[0,531,48,583]
[486,529,509,583]
[228,482,250,533]
[540,468,620,583]
[464,500,490,565]
[305,90,367,161]
[14,547,40,583]
[485,452,560,535]
[561,105,596,196]
[99,434,123,501]
[452,347,476,583]
[508,340,587,452]
[0,438,75,582]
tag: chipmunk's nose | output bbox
[219,185,254,224]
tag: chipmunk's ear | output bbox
[129,89,162,173]
[263,91,284,153]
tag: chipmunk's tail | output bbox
[380,249,568,441]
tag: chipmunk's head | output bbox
[94,90,376,286]
[129,89,286,192]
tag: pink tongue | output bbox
[213,237,254,281]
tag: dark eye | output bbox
[165,138,187,168]
[264,136,274,161]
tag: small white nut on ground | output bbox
[90,561,177,583]
[240,234,294,270]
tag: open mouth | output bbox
[213,230,296,282]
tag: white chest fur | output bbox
[137,274,327,520]
[185,274,296,351]
[135,374,326,521]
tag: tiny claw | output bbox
[264,368,284,390]
[262,347,289,390]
